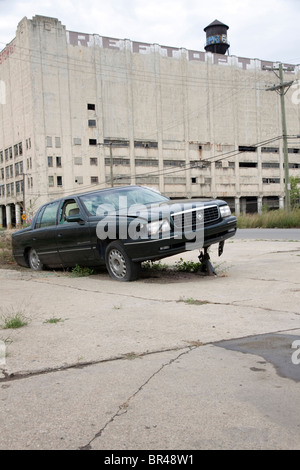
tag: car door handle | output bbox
[57,233,63,238]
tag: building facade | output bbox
[0,15,300,227]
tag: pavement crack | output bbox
[31,278,174,303]
[78,345,198,450]
[0,346,186,383]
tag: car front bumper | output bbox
[124,216,237,262]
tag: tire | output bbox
[105,241,141,281]
[28,248,44,271]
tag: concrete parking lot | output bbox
[0,229,300,450]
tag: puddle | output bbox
[216,333,300,382]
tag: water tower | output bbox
[204,19,230,55]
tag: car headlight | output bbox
[220,205,231,218]
[144,219,171,237]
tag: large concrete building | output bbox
[0,15,300,227]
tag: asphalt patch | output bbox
[216,333,300,382]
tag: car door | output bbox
[31,200,62,267]
[56,198,95,266]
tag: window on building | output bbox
[288,148,300,154]
[262,162,280,168]
[262,178,280,184]
[48,176,54,187]
[46,136,52,147]
[56,156,62,168]
[87,103,95,110]
[191,177,197,184]
[238,146,257,152]
[134,141,158,148]
[9,147,12,159]
[261,147,279,153]
[135,159,159,167]
[239,162,257,168]
[90,158,98,166]
[289,163,300,168]
[104,139,129,147]
[18,142,23,155]
[105,157,130,166]
[57,176,63,186]
[48,156,53,167]
[88,119,96,127]
[5,149,8,161]
[0,151,3,164]
[91,176,99,184]
[55,137,61,148]
[89,139,97,146]
[163,160,186,167]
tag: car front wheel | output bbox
[28,248,44,271]
[105,241,141,281]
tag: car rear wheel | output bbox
[105,241,141,281]
[28,248,44,271]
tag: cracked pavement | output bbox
[1,232,300,450]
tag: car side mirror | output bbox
[65,214,85,224]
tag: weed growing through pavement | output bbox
[177,297,209,306]
[142,260,169,271]
[175,258,203,273]
[0,308,29,329]
[44,317,65,324]
[71,264,95,277]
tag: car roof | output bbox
[45,185,142,204]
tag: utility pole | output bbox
[109,143,114,187]
[265,63,295,211]
[22,173,26,215]
[97,142,114,187]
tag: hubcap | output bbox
[108,249,127,279]
[30,249,41,270]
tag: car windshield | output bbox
[79,186,169,215]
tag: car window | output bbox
[37,201,60,228]
[79,187,169,215]
[59,199,80,223]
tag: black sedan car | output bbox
[12,185,237,281]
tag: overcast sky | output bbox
[0,0,299,64]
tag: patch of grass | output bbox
[174,258,203,273]
[178,297,209,306]
[0,231,16,267]
[142,260,169,271]
[1,311,29,329]
[237,209,300,228]
[44,317,64,324]
[71,264,95,277]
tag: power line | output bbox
[20,135,286,198]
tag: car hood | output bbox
[116,198,222,222]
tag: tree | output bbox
[290,176,300,209]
